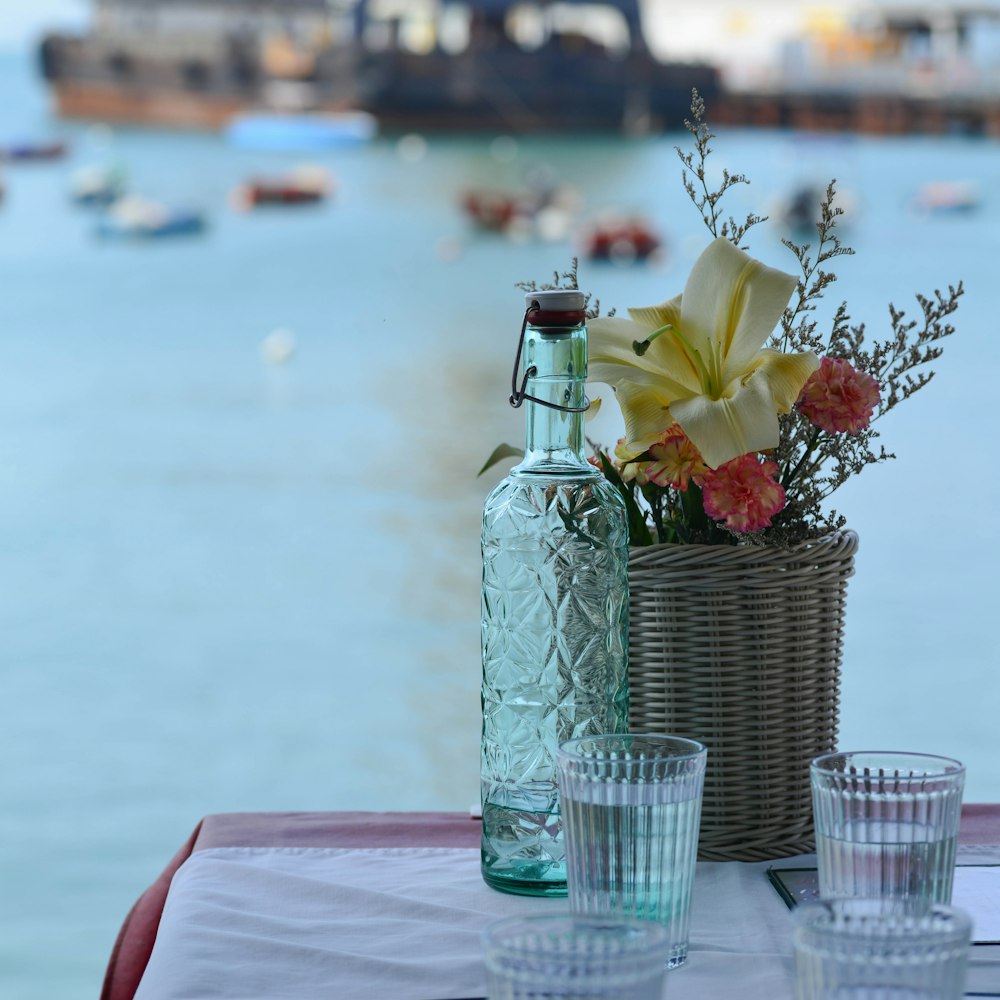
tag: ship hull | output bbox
[39,31,719,135]
[50,82,250,130]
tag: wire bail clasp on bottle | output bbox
[509,299,591,413]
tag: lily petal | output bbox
[614,380,676,452]
[753,348,820,412]
[588,316,694,399]
[682,237,798,385]
[627,295,682,333]
[587,316,659,371]
[670,371,781,469]
[626,295,702,393]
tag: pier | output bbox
[710,88,1000,137]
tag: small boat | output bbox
[461,189,534,232]
[71,164,128,206]
[224,112,376,151]
[773,182,860,235]
[96,196,206,239]
[913,180,980,214]
[0,140,67,162]
[778,184,825,234]
[461,180,579,243]
[580,214,663,263]
[229,165,333,210]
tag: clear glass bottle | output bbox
[480,289,629,897]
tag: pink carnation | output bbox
[700,454,785,533]
[798,357,880,434]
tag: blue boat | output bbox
[225,112,376,151]
[71,163,128,206]
[95,196,207,239]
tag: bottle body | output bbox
[480,293,629,896]
[481,474,629,895]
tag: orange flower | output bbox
[613,438,650,484]
[645,426,708,491]
[700,454,785,532]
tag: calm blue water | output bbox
[0,48,998,999]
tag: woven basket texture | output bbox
[627,530,859,862]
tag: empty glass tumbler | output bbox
[793,897,972,1000]
[810,751,965,903]
[482,914,670,1000]
[557,733,707,969]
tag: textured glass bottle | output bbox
[481,289,629,897]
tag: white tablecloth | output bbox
[134,846,1000,1000]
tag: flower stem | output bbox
[782,426,822,488]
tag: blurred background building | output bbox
[32,0,1000,135]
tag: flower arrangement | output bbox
[505,94,963,547]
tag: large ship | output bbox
[38,0,721,133]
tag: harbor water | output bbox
[0,48,998,999]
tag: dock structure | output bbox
[655,0,1000,135]
[37,0,1000,136]
[710,89,1000,137]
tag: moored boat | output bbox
[773,182,860,236]
[71,163,128,206]
[225,111,376,150]
[913,180,981,214]
[96,195,206,239]
[1,140,68,162]
[460,180,578,241]
[230,165,334,210]
[580,213,663,263]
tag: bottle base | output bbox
[481,863,568,897]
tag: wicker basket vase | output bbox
[627,531,859,861]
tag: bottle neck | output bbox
[515,319,595,477]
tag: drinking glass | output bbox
[556,733,707,969]
[482,914,670,1000]
[810,751,965,903]
[793,897,972,1000]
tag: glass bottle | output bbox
[480,289,629,897]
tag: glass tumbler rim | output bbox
[811,749,965,779]
[793,897,973,947]
[481,913,672,972]
[558,732,706,764]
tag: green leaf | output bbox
[681,482,720,540]
[597,452,653,547]
[681,482,731,543]
[477,443,523,477]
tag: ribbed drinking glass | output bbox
[811,750,965,903]
[793,897,972,1000]
[482,914,670,1000]
[557,733,706,968]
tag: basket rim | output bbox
[628,529,859,565]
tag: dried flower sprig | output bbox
[492,91,963,547]
[675,90,765,249]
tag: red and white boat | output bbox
[230,165,334,210]
[579,214,664,263]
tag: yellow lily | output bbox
[588,237,820,470]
